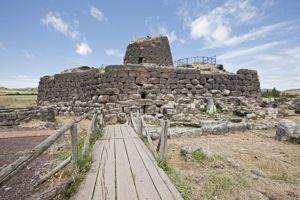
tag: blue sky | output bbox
[0,0,299,90]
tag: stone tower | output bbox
[123,35,173,66]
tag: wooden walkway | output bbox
[71,124,182,200]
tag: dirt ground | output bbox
[0,136,49,200]
[0,116,91,200]
[167,116,300,200]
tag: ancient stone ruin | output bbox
[37,35,261,124]
[124,36,173,66]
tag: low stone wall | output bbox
[0,106,55,126]
[37,64,260,123]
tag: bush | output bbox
[261,88,296,98]
[192,149,207,161]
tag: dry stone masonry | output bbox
[37,35,261,124]
[0,106,55,126]
[124,36,173,66]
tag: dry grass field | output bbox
[284,89,300,96]
[0,95,37,107]
[166,116,300,200]
[0,87,37,108]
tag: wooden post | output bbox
[141,116,159,160]
[159,120,169,160]
[70,123,78,169]
[139,116,143,136]
[81,113,98,157]
[137,110,143,135]
[99,114,103,127]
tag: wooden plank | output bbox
[114,125,123,139]
[108,125,115,139]
[115,139,138,200]
[124,138,161,200]
[93,139,115,200]
[126,125,138,138]
[102,126,109,139]
[120,124,131,139]
[132,138,174,200]
[71,140,105,200]
[136,139,183,200]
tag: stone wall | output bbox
[37,64,260,123]
[124,36,173,66]
[0,106,55,126]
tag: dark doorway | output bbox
[138,57,143,64]
[141,92,146,99]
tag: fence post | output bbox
[99,114,103,127]
[159,120,169,160]
[137,110,143,135]
[70,123,78,169]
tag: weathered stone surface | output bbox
[37,42,261,119]
[104,114,118,125]
[98,95,110,103]
[294,98,300,114]
[276,119,300,143]
[0,106,55,126]
[117,113,127,124]
[180,144,214,161]
[206,99,216,114]
[124,36,173,66]
[145,105,157,115]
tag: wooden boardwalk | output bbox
[72,124,183,200]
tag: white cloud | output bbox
[219,41,285,60]
[257,46,300,65]
[221,22,290,47]
[21,50,34,59]
[157,24,185,44]
[189,0,258,44]
[190,15,231,42]
[90,6,104,22]
[105,49,123,58]
[219,44,300,90]
[41,12,79,39]
[145,17,185,44]
[76,41,92,56]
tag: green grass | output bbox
[158,160,190,200]
[270,170,289,182]
[56,125,103,199]
[202,174,234,199]
[261,88,296,98]
[192,149,207,161]
[202,173,251,200]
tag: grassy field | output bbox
[284,89,300,96]
[0,87,38,107]
[0,95,37,107]
[166,116,300,200]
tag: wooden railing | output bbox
[130,111,169,161]
[0,111,104,187]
